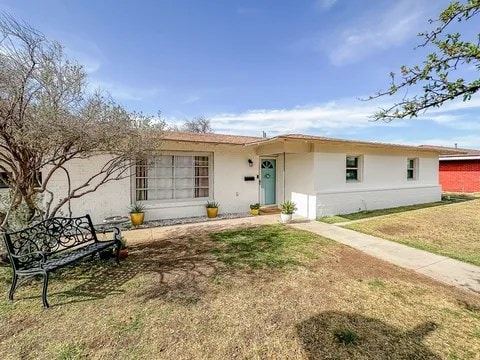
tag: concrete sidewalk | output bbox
[290,221,480,294]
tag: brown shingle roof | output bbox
[248,134,450,153]
[161,131,466,154]
[162,131,262,145]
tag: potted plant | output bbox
[206,201,219,218]
[118,236,128,259]
[250,203,260,215]
[280,200,297,223]
[130,203,146,226]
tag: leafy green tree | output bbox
[369,1,480,120]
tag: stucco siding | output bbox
[46,155,131,224]
[312,145,441,216]
[43,142,260,224]
[315,186,441,217]
[284,153,316,219]
[1,136,443,224]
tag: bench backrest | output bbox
[3,215,98,269]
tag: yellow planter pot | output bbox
[206,208,218,218]
[130,212,145,226]
[250,209,259,216]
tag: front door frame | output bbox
[259,157,277,206]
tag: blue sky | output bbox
[2,0,480,148]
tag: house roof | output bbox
[419,145,480,160]
[161,131,463,154]
[247,134,450,153]
[161,131,262,145]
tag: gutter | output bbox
[440,156,480,161]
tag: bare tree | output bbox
[0,13,163,230]
[182,116,214,133]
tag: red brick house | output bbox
[421,146,480,193]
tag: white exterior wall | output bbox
[2,137,442,225]
[46,155,131,224]
[43,142,259,224]
[313,144,441,216]
[284,153,317,219]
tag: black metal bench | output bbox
[3,214,121,308]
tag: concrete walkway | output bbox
[290,221,480,294]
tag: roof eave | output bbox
[440,156,480,161]
[246,136,445,153]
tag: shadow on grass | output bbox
[7,223,224,308]
[5,223,326,308]
[297,311,440,359]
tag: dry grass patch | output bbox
[0,223,479,359]
[345,199,480,266]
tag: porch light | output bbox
[248,159,253,167]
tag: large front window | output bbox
[135,154,210,201]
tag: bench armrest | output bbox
[97,226,122,243]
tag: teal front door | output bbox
[261,159,276,205]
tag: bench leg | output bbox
[115,246,120,265]
[42,272,49,309]
[9,273,18,301]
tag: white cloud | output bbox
[210,98,407,137]
[325,0,430,65]
[208,95,480,138]
[315,0,338,10]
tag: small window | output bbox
[346,156,361,182]
[407,158,418,180]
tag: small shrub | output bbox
[250,203,260,210]
[206,201,220,208]
[129,203,145,214]
[333,328,359,346]
[281,201,297,214]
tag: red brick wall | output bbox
[439,160,480,192]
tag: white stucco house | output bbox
[29,131,445,224]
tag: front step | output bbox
[259,207,281,215]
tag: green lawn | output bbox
[0,224,479,359]
[344,199,480,266]
[318,194,474,224]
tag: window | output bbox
[135,154,210,201]
[346,156,361,181]
[407,158,418,180]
